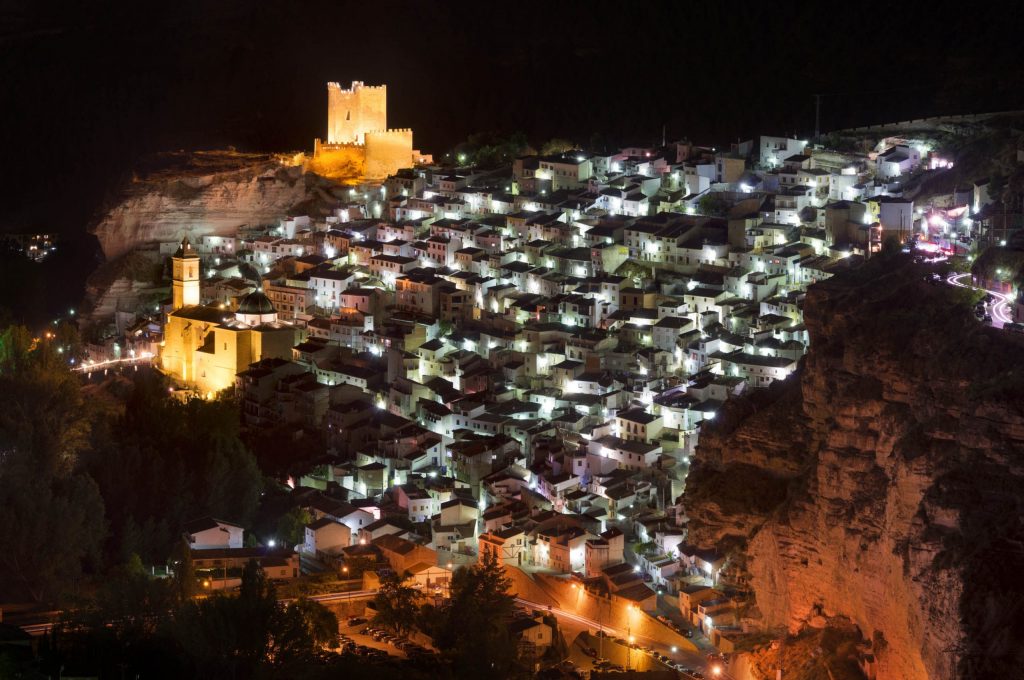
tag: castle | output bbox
[311,80,423,180]
[160,237,295,396]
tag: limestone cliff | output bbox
[684,259,1024,680]
[90,151,341,260]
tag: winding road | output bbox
[946,272,1014,328]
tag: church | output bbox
[159,237,295,396]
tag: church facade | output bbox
[160,237,295,396]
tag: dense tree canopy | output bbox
[373,571,421,637]
[0,325,105,602]
[86,370,263,563]
[429,552,518,677]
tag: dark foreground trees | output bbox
[86,370,263,564]
[0,327,264,601]
[373,571,421,637]
[0,325,105,602]
[426,551,519,677]
[39,559,340,680]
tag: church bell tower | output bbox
[171,236,200,310]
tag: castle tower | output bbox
[171,236,200,310]
[327,81,387,145]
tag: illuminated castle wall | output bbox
[365,128,414,179]
[313,80,415,180]
[327,81,387,145]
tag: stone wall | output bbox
[365,129,413,180]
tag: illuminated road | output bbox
[946,273,1014,328]
[76,352,155,372]
[514,596,718,678]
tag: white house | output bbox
[304,517,352,558]
[876,144,921,179]
[185,517,244,550]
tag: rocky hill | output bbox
[90,150,343,260]
[684,258,1024,679]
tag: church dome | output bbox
[237,291,276,315]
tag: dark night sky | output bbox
[3,0,1024,235]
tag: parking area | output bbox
[334,616,440,669]
[570,630,707,676]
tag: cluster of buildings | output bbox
[115,84,1024,649]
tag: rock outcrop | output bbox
[90,151,339,260]
[684,259,1024,680]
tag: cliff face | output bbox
[90,151,337,260]
[684,261,1024,680]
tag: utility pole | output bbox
[813,94,821,141]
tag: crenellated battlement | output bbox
[326,80,386,94]
[365,128,413,136]
[318,80,413,180]
[326,80,387,145]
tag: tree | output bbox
[174,559,277,679]
[697,193,730,217]
[435,552,518,677]
[0,325,106,601]
[76,554,176,639]
[540,614,568,663]
[272,598,338,665]
[276,507,313,549]
[540,138,575,155]
[171,536,197,602]
[85,371,262,563]
[372,571,420,637]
